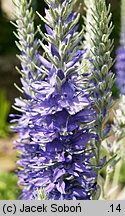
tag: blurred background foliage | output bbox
[0,172,21,199]
[0,90,11,138]
[0,0,123,199]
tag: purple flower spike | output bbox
[115,45,125,94]
[12,0,97,200]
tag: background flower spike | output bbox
[83,0,115,196]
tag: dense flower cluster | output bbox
[12,0,97,200]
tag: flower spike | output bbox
[13,0,97,200]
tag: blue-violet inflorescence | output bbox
[12,0,97,200]
[115,0,125,94]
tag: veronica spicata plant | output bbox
[84,0,115,197]
[12,0,97,200]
